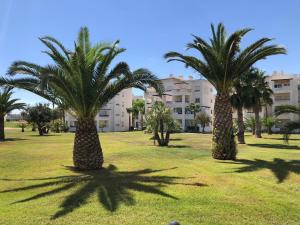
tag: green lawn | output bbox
[0,129,299,225]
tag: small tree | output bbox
[195,111,211,133]
[132,99,145,129]
[0,87,25,141]
[99,121,107,132]
[18,120,28,132]
[23,104,53,136]
[186,103,201,131]
[262,116,277,135]
[244,116,256,135]
[145,101,180,146]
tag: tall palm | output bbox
[231,69,254,144]
[186,103,201,131]
[165,23,286,160]
[0,87,25,141]
[244,70,273,138]
[275,104,300,142]
[126,107,133,131]
[1,27,163,169]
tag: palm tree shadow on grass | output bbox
[0,165,205,219]
[221,158,300,183]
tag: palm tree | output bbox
[126,107,133,131]
[231,68,257,144]
[195,111,211,133]
[145,101,180,146]
[186,103,201,131]
[1,27,163,169]
[244,70,273,138]
[275,104,300,142]
[0,87,25,141]
[132,99,145,130]
[165,23,286,160]
[262,116,277,135]
[244,116,256,135]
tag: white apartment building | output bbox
[65,88,132,132]
[145,75,215,132]
[240,71,300,131]
[266,71,300,130]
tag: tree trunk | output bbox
[73,118,103,170]
[38,126,44,136]
[128,113,131,131]
[0,116,5,141]
[202,125,205,134]
[254,105,262,138]
[164,131,170,146]
[212,93,236,160]
[237,106,245,144]
[194,112,197,132]
[140,113,144,130]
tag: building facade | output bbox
[266,71,300,130]
[65,88,132,132]
[144,75,215,132]
[239,71,300,131]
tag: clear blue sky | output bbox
[0,0,299,105]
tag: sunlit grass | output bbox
[0,129,299,225]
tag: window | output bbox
[274,84,282,88]
[116,113,120,116]
[116,103,120,106]
[166,86,172,91]
[174,95,182,102]
[185,95,190,103]
[195,98,200,103]
[121,121,124,127]
[274,79,290,88]
[116,123,120,127]
[274,93,290,101]
[173,107,182,114]
[99,110,109,117]
[195,86,200,92]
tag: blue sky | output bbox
[0,0,299,104]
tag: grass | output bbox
[0,129,299,225]
[4,121,21,128]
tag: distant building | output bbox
[5,113,22,121]
[240,71,300,131]
[65,88,132,132]
[144,75,215,132]
[266,71,300,130]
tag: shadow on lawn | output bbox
[167,145,190,148]
[3,138,28,142]
[222,158,300,183]
[248,143,300,150]
[0,165,205,219]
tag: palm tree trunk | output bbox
[0,115,5,141]
[73,118,103,170]
[212,93,236,160]
[140,113,143,130]
[128,113,131,131]
[254,105,262,138]
[237,106,245,144]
